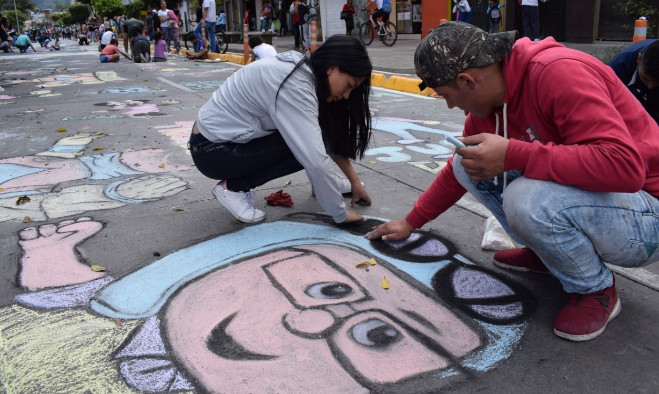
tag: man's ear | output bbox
[637,52,643,65]
[456,71,476,89]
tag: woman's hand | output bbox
[342,209,364,223]
[364,219,414,241]
[350,183,371,207]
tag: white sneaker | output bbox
[212,184,265,223]
[312,172,364,196]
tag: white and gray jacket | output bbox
[197,51,349,223]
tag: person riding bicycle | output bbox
[367,0,392,26]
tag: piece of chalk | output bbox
[444,135,466,149]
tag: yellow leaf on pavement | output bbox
[91,265,105,272]
[22,216,31,223]
[355,258,377,268]
[56,127,67,132]
[93,147,103,151]
[381,277,390,290]
[159,163,166,168]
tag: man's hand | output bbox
[455,133,509,181]
[364,219,414,241]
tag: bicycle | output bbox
[359,8,398,47]
[182,19,229,54]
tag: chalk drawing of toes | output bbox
[18,217,106,291]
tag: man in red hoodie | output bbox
[366,22,659,342]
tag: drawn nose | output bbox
[284,309,337,337]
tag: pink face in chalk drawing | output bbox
[163,244,482,392]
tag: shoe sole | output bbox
[211,188,265,224]
[553,297,621,341]
[492,259,551,275]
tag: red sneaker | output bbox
[493,248,550,274]
[554,279,621,341]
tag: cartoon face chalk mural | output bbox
[85,214,535,392]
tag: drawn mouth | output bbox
[206,312,278,360]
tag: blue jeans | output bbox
[188,127,303,192]
[194,21,216,52]
[452,155,659,294]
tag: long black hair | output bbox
[278,35,373,159]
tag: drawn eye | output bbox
[306,282,353,299]
[351,318,401,347]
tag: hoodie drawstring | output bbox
[493,103,508,189]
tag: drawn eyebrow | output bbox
[206,312,278,360]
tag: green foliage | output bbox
[68,3,91,24]
[91,0,123,18]
[124,0,144,19]
[2,9,27,28]
[61,12,72,25]
[617,0,658,38]
[0,0,36,13]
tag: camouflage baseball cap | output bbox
[415,21,517,90]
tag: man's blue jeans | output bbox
[194,20,216,52]
[452,155,659,294]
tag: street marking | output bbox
[157,77,195,92]
[607,264,659,291]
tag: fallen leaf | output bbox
[159,163,166,168]
[74,152,84,156]
[91,265,105,272]
[232,219,242,224]
[95,131,105,135]
[284,180,291,186]
[15,196,31,205]
[22,216,31,223]
[369,160,377,164]
[114,318,122,327]
[56,127,67,132]
[93,147,103,151]
[355,258,377,268]
[172,207,186,211]
[0,188,4,193]
[381,277,390,290]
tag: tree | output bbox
[617,0,658,38]
[124,0,144,19]
[68,4,91,25]
[3,9,27,29]
[61,12,73,26]
[91,0,123,19]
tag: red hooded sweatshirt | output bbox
[406,37,659,229]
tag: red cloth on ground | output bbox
[264,190,294,207]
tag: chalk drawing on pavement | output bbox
[0,213,535,392]
[0,132,190,223]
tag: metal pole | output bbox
[13,0,20,33]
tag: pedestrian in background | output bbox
[367,21,659,342]
[487,0,503,33]
[189,36,373,224]
[196,0,217,53]
[453,0,472,23]
[290,0,301,50]
[248,35,277,61]
[217,9,227,32]
[341,0,356,37]
[158,1,174,52]
[609,39,659,124]
[521,0,546,41]
[277,1,288,36]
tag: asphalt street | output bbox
[0,37,658,393]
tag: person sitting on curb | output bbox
[186,36,210,60]
[248,35,277,62]
[14,34,36,53]
[99,38,131,63]
[609,39,659,124]
[365,22,659,342]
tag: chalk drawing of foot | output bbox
[18,217,105,291]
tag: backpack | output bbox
[304,7,317,23]
[490,5,501,19]
[382,0,392,13]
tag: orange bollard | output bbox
[243,24,249,64]
[633,17,648,43]
[310,21,317,53]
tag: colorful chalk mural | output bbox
[0,213,536,392]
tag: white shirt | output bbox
[158,9,170,28]
[100,31,114,45]
[202,0,217,23]
[253,43,277,60]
